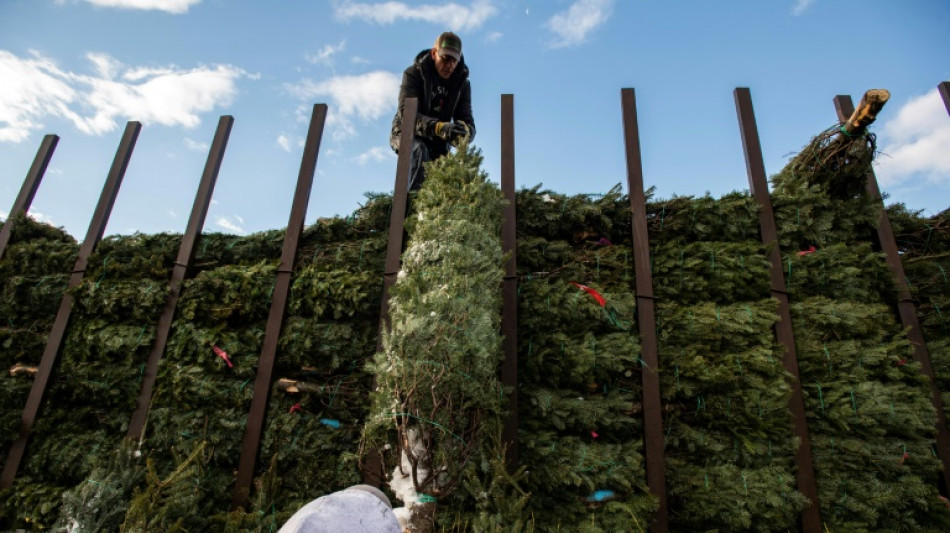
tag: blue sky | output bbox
[1,0,949,238]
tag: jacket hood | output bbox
[413,48,469,84]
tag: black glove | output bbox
[449,121,470,146]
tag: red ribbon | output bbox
[212,345,233,368]
[797,245,817,257]
[289,403,302,414]
[591,431,600,439]
[571,282,606,307]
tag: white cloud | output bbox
[169,210,177,218]
[485,31,503,44]
[26,210,56,226]
[352,146,395,165]
[0,50,250,143]
[334,0,498,32]
[81,0,202,14]
[0,209,7,220]
[277,134,294,152]
[791,0,815,16]
[352,56,371,65]
[545,0,614,49]
[183,137,208,151]
[214,215,245,234]
[306,41,346,66]
[875,88,950,187]
[285,70,400,140]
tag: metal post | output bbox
[500,94,519,468]
[232,105,327,509]
[128,116,234,442]
[1,122,140,488]
[734,88,823,531]
[834,94,950,495]
[0,135,59,260]
[363,98,417,486]
[939,82,950,116]
[620,88,668,532]
[378,97,418,346]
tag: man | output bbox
[390,31,475,191]
[278,484,402,533]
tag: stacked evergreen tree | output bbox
[889,205,950,439]
[513,186,656,531]
[771,125,950,530]
[0,214,79,527]
[648,193,809,530]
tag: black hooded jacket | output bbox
[389,49,475,158]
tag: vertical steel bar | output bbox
[834,94,950,494]
[232,105,327,509]
[500,94,519,468]
[1,122,140,488]
[939,82,950,116]
[0,134,59,260]
[128,115,234,441]
[363,98,417,486]
[620,88,668,532]
[377,97,418,348]
[734,88,822,531]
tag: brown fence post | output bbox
[939,82,950,115]
[620,88,668,532]
[734,88,823,531]
[500,94,519,468]
[232,104,327,509]
[377,97,417,346]
[834,94,950,495]
[0,134,59,260]
[128,116,234,442]
[1,122,141,488]
[363,97,417,486]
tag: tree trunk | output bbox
[407,502,436,533]
[842,89,890,134]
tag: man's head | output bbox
[430,31,461,79]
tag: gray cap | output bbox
[278,485,401,533]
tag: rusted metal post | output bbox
[377,97,417,346]
[734,88,823,531]
[128,116,234,442]
[1,122,140,488]
[0,134,59,260]
[362,98,417,487]
[500,94,519,468]
[620,88,668,532]
[232,105,327,509]
[939,82,950,115]
[834,94,950,495]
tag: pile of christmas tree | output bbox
[769,119,950,530]
[513,185,655,531]
[889,204,950,438]
[647,191,809,530]
[0,198,392,529]
[2,105,950,531]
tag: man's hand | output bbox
[434,121,453,141]
[449,121,470,146]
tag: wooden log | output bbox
[842,89,890,134]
